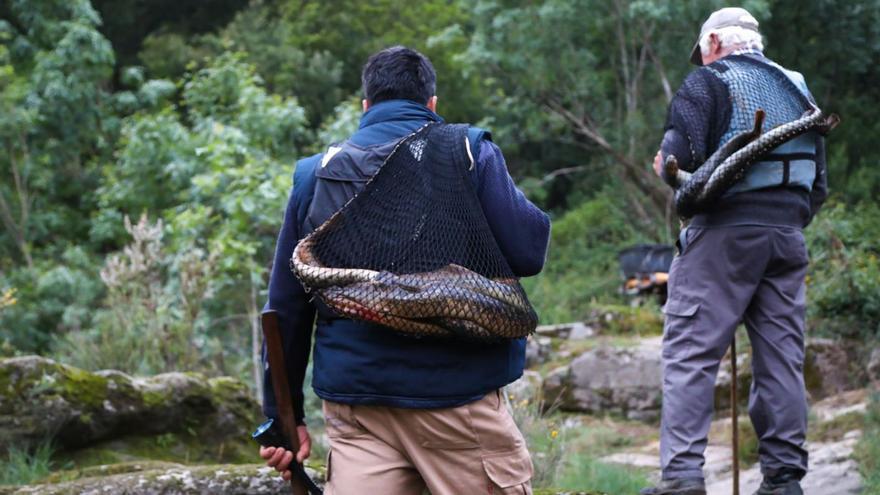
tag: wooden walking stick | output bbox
[262,310,310,495]
[731,334,740,495]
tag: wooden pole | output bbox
[731,335,740,495]
[262,310,309,495]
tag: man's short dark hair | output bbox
[362,46,436,105]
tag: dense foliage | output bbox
[1,0,878,381]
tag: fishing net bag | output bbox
[291,123,538,341]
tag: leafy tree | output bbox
[83,53,308,382]
[763,0,880,203]
[0,0,117,263]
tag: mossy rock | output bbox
[0,356,260,460]
[2,462,325,494]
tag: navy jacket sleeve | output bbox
[261,166,317,425]
[474,140,551,277]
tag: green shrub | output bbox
[806,200,880,339]
[856,395,880,493]
[523,192,655,324]
[0,247,104,353]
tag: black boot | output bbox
[753,468,804,495]
[640,478,706,495]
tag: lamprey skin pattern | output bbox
[665,107,838,218]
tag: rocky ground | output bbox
[0,307,873,494]
[518,315,871,495]
[0,462,324,495]
[600,390,868,494]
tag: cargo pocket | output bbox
[415,403,480,450]
[677,226,707,257]
[322,401,367,439]
[325,450,332,483]
[468,391,525,453]
[482,447,533,493]
[661,296,700,360]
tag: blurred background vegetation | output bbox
[6,0,880,377]
[1,0,879,491]
[0,0,878,391]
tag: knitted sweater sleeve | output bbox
[662,68,732,172]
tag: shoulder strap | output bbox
[292,154,322,229]
[467,126,491,162]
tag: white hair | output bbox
[700,26,764,55]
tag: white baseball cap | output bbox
[690,7,761,65]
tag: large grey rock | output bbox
[706,430,863,494]
[535,322,594,340]
[0,462,325,495]
[525,336,553,368]
[803,338,860,399]
[868,347,880,384]
[543,339,663,420]
[0,356,260,459]
[714,338,859,412]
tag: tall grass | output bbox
[856,394,880,493]
[557,453,649,495]
[0,442,54,486]
[508,385,651,493]
[508,391,567,488]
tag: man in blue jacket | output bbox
[258,46,550,494]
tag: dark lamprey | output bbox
[664,107,839,218]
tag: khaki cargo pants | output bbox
[322,390,533,495]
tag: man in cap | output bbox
[641,7,829,495]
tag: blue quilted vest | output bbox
[707,55,817,194]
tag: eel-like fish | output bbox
[663,107,839,218]
[663,109,766,191]
[693,108,839,208]
[291,241,537,340]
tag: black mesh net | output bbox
[291,123,538,341]
[712,56,812,138]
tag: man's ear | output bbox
[710,33,722,55]
[362,99,370,112]
[426,96,438,113]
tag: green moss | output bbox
[56,447,122,468]
[0,366,11,396]
[58,430,256,469]
[810,411,865,442]
[590,303,663,336]
[42,461,182,484]
[141,389,165,408]
[57,364,108,408]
